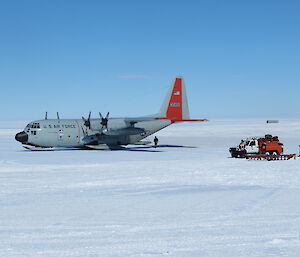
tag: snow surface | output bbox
[1,119,300,257]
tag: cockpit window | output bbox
[31,122,40,129]
[250,141,256,146]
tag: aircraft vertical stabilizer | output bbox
[157,77,206,122]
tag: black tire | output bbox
[239,151,246,158]
[229,148,245,158]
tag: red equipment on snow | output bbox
[229,134,284,158]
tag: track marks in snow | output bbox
[232,188,280,214]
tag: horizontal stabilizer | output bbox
[181,119,208,122]
[157,118,208,122]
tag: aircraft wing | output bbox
[100,118,152,136]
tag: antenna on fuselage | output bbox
[45,112,48,120]
[57,112,60,120]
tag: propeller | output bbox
[99,112,110,129]
[82,111,91,129]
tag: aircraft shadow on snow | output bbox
[21,144,197,152]
[121,144,197,152]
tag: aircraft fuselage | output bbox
[16,118,171,148]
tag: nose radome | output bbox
[15,131,28,143]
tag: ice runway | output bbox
[1,119,300,257]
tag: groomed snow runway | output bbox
[1,119,300,257]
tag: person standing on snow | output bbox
[154,136,159,147]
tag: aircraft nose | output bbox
[15,131,28,143]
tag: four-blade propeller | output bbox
[99,112,110,129]
[82,111,91,129]
[82,112,110,131]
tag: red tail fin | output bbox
[157,77,208,122]
[166,77,183,121]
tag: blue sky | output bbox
[0,0,299,120]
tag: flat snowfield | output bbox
[1,119,300,257]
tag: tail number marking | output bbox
[170,102,180,107]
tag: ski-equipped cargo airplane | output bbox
[15,77,207,150]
